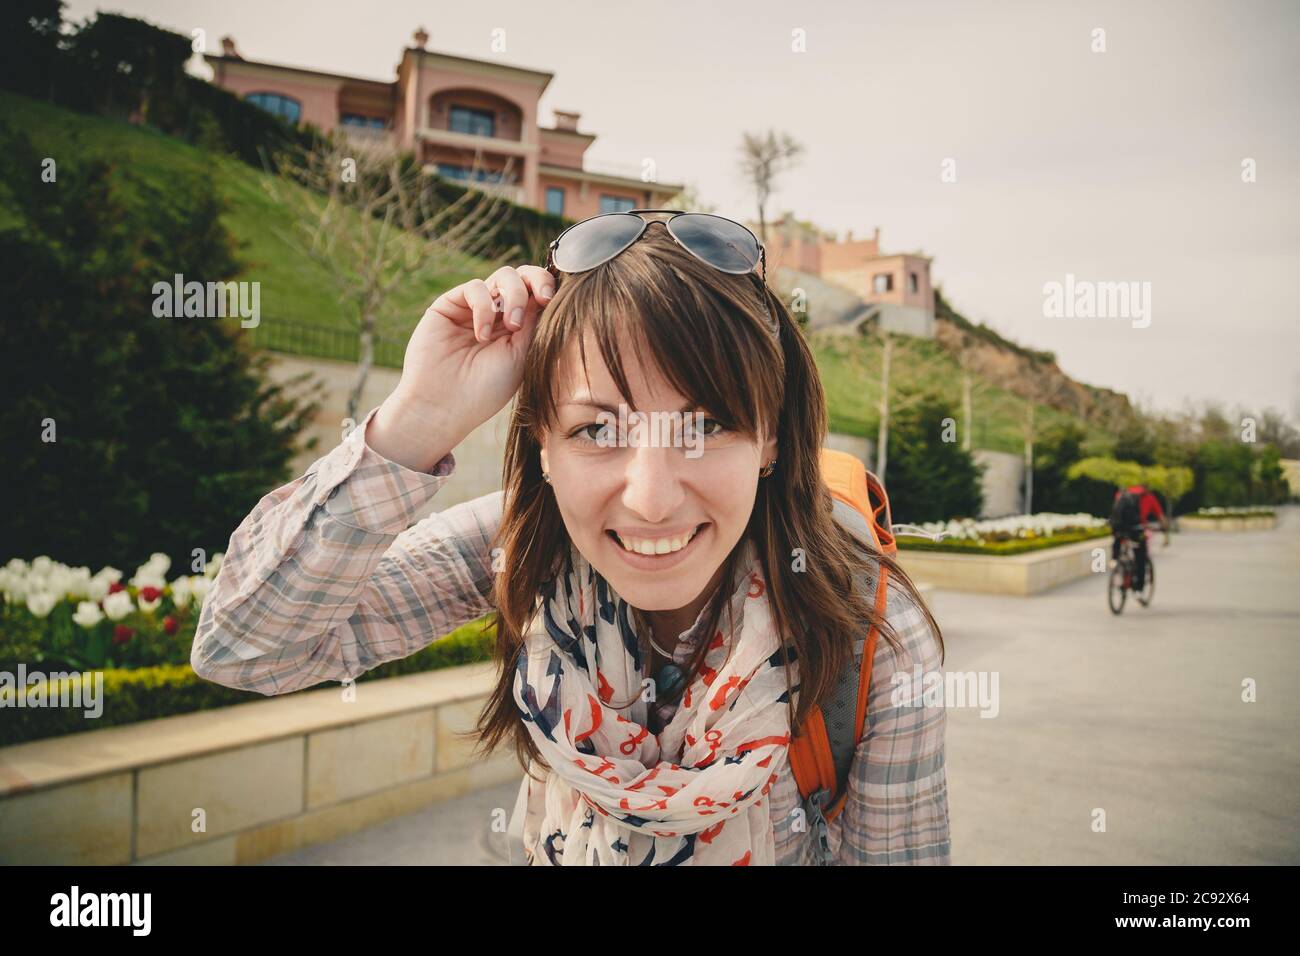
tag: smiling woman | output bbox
[190,212,951,866]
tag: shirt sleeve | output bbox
[189,405,502,696]
[834,574,953,864]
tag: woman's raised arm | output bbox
[189,404,502,695]
[191,263,556,696]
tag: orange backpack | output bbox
[785,448,895,860]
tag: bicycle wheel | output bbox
[1137,558,1155,607]
[1108,564,1127,614]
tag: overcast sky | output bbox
[65,0,1300,423]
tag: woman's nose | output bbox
[620,444,686,524]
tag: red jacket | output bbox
[1114,485,1166,525]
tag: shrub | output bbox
[0,128,319,573]
[1,614,496,746]
[885,392,985,523]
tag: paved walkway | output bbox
[262,506,1300,865]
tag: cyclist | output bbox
[1109,483,1169,592]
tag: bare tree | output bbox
[266,137,519,422]
[956,350,992,452]
[738,129,803,243]
[872,333,954,480]
[822,326,951,481]
[1021,377,1071,513]
[662,182,718,214]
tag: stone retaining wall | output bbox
[0,663,518,865]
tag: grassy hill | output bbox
[2,91,1110,457]
[0,91,486,343]
[814,332,1114,455]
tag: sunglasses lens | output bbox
[668,214,761,274]
[551,214,645,273]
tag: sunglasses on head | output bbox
[543,208,774,332]
[545,209,767,282]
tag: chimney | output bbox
[846,229,853,242]
[220,36,240,58]
[873,226,881,246]
[413,27,429,50]
[554,110,581,132]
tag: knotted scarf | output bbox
[511,538,794,865]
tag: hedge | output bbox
[897,527,1111,556]
[0,615,495,747]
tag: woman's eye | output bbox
[573,423,613,443]
[684,417,727,439]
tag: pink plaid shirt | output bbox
[191,406,952,865]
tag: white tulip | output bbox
[73,601,105,628]
[130,569,168,591]
[102,591,134,621]
[205,552,224,579]
[26,591,57,618]
[170,576,193,609]
[96,566,123,585]
[188,575,211,604]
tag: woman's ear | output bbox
[761,430,777,467]
[539,445,550,477]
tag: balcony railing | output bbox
[238,318,407,369]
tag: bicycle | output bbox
[1108,523,1158,615]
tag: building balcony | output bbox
[421,165,525,205]
[337,125,397,152]
[416,126,536,158]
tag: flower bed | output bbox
[1190,506,1276,520]
[896,513,1111,555]
[1,553,221,674]
[1,554,494,746]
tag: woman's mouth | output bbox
[605,523,708,569]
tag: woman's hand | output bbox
[367,265,555,472]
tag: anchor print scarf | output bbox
[511,538,794,865]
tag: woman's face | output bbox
[539,330,776,613]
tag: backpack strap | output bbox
[787,451,895,860]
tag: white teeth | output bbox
[616,526,698,556]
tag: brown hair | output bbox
[474,223,943,778]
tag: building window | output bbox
[873,273,894,294]
[546,186,565,216]
[435,163,506,184]
[449,106,495,137]
[908,271,919,294]
[246,92,302,125]
[340,113,387,129]
[599,195,636,214]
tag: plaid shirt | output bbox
[191,407,952,865]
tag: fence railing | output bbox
[237,319,407,369]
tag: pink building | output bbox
[762,216,935,337]
[207,28,683,219]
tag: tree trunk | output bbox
[962,370,973,452]
[347,327,375,425]
[876,336,892,480]
[1023,400,1035,514]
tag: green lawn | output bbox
[0,91,488,347]
[813,332,1112,456]
[3,91,1107,457]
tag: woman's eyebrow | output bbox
[561,395,700,415]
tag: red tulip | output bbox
[140,586,162,602]
[163,615,179,635]
[108,581,126,594]
[113,624,134,644]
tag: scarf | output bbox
[511,538,794,865]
